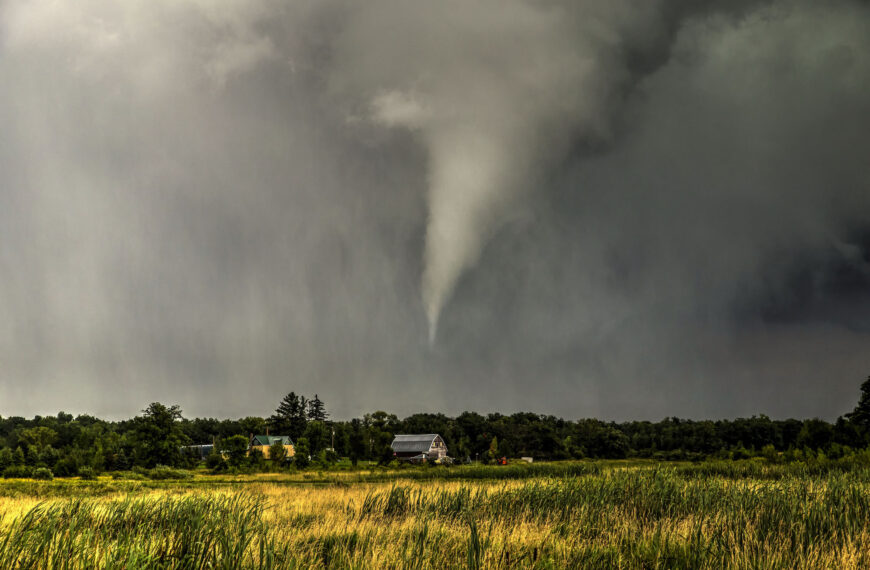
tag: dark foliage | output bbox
[0,378,869,476]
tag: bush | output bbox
[78,466,96,480]
[248,448,265,470]
[110,471,147,481]
[147,465,193,480]
[269,441,287,463]
[205,452,226,472]
[32,467,54,480]
[53,457,79,477]
[3,465,33,479]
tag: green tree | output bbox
[239,416,266,437]
[270,393,308,441]
[846,376,870,431]
[348,419,366,466]
[18,426,57,451]
[268,440,287,464]
[365,411,399,432]
[23,445,37,466]
[307,394,328,422]
[797,419,834,451]
[487,437,499,463]
[223,435,250,468]
[0,448,12,471]
[303,421,328,454]
[134,403,190,468]
[38,445,60,469]
[115,449,132,471]
[248,448,265,470]
[294,437,311,469]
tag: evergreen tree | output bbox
[271,392,299,430]
[307,394,329,422]
[270,392,308,440]
[115,448,131,471]
[846,376,870,430]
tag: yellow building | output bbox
[249,435,295,459]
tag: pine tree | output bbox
[846,375,870,429]
[307,394,329,422]
[270,392,309,441]
[274,392,300,422]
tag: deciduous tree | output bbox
[134,403,189,468]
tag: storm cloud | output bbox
[0,0,868,421]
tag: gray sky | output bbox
[1,0,868,421]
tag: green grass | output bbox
[0,494,286,569]
[349,461,601,482]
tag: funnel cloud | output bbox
[0,0,868,421]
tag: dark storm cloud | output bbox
[0,0,867,421]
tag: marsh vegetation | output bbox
[2,460,869,568]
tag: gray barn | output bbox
[390,434,448,462]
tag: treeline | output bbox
[1,378,870,477]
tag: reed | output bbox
[1,462,868,568]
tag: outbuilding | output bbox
[390,434,448,462]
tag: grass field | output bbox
[1,461,869,568]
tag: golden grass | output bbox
[1,465,869,568]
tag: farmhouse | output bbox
[390,434,448,462]
[249,435,295,459]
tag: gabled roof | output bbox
[391,434,443,453]
[250,435,293,446]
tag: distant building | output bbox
[390,434,448,462]
[249,435,295,459]
[182,444,214,460]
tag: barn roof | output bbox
[251,435,293,447]
[391,434,442,453]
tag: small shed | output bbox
[391,434,448,462]
[249,435,295,459]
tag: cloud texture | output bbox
[0,0,868,420]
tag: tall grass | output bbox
[0,493,292,569]
[352,461,601,482]
[355,468,870,567]
[676,456,870,480]
[2,463,869,568]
